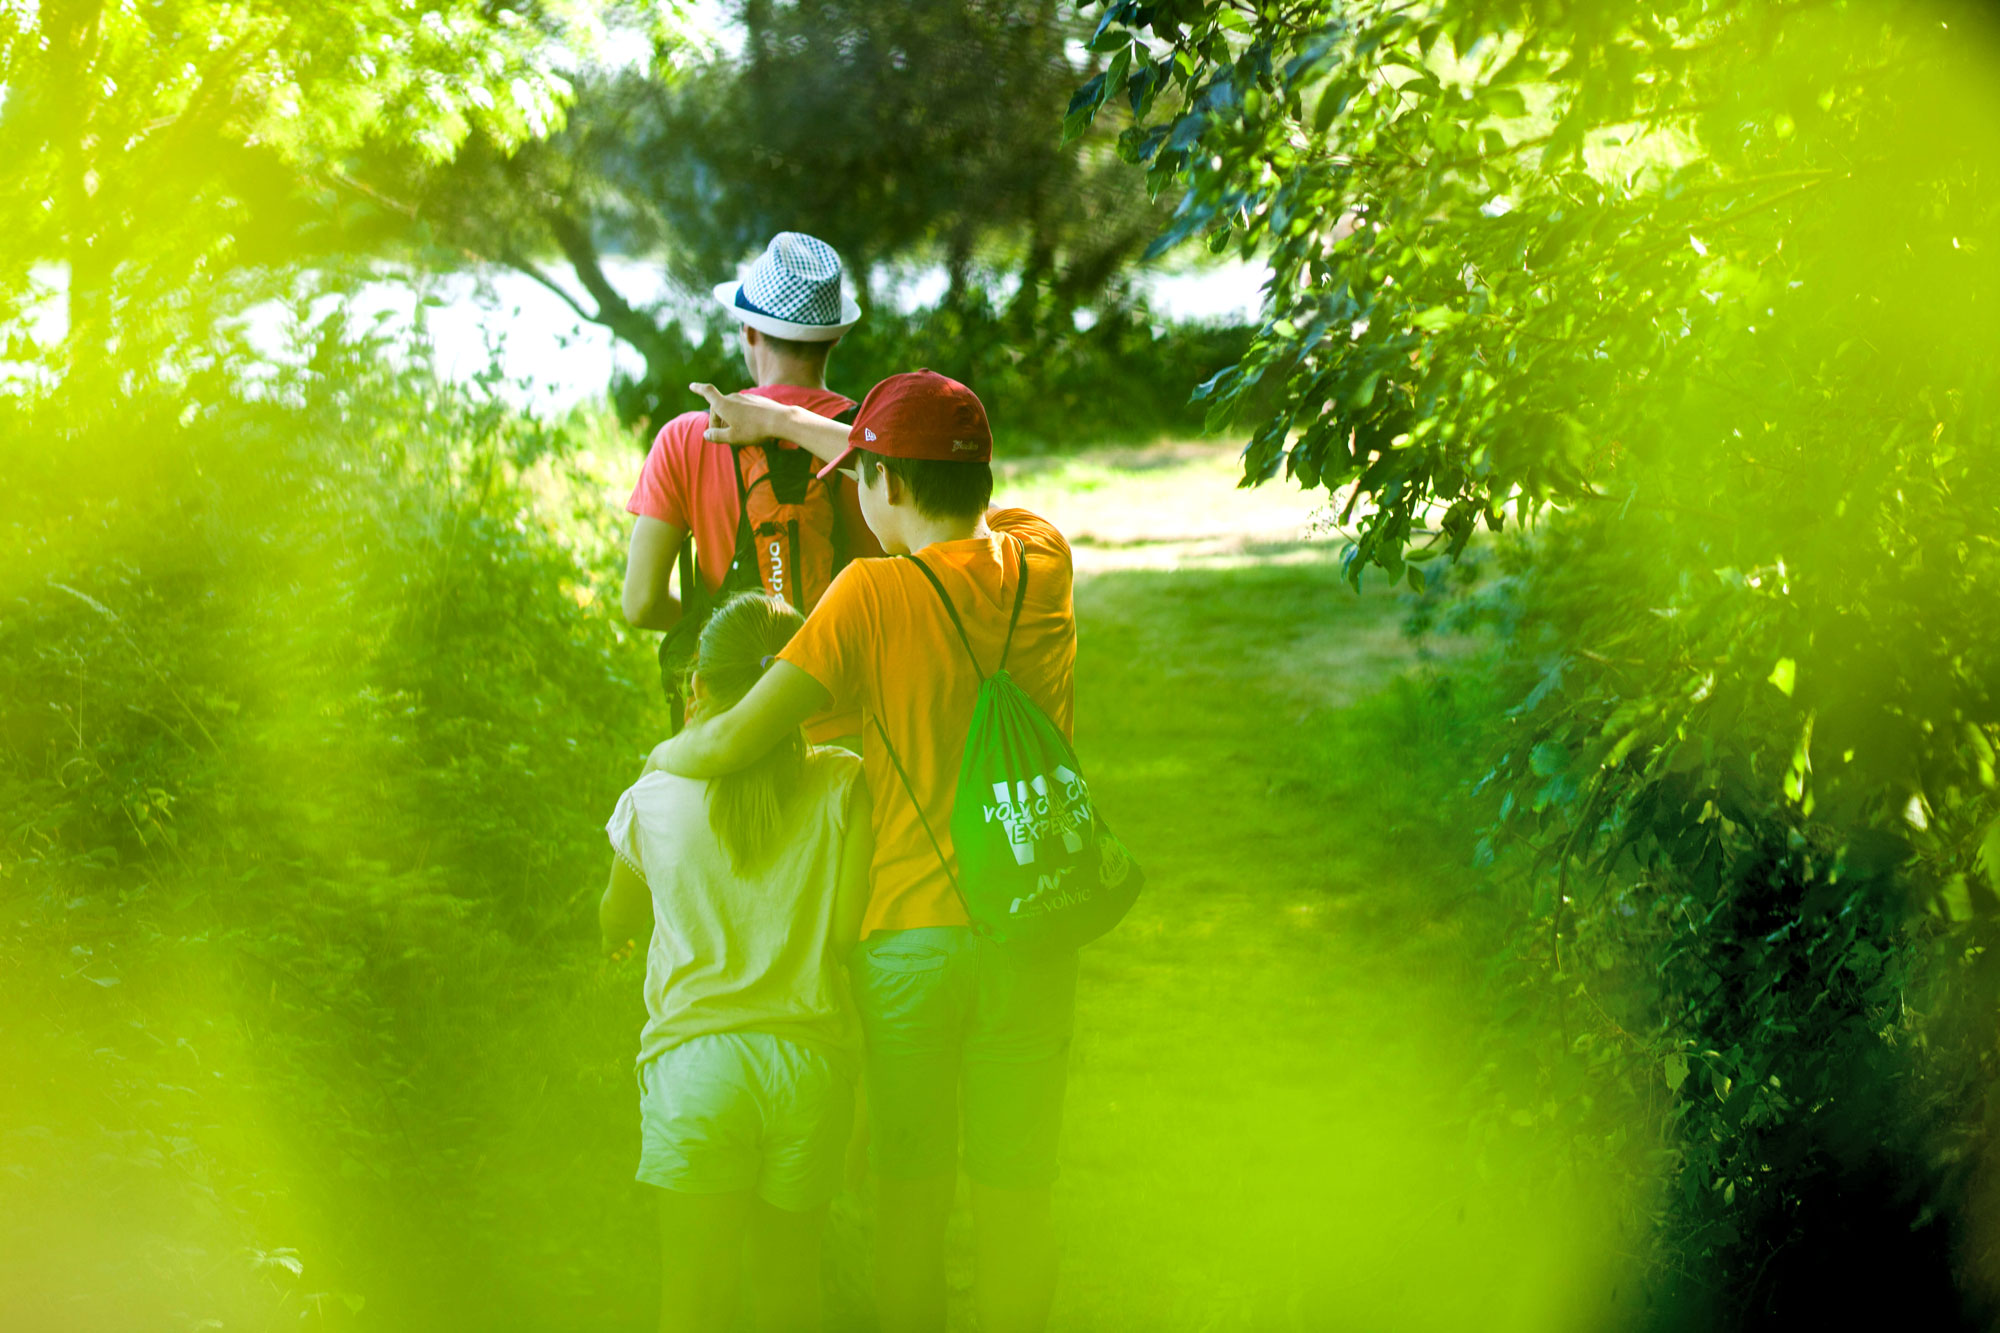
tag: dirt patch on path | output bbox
[997,441,1418,714]
[997,441,1333,574]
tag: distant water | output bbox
[10,258,1268,414]
[320,258,1270,414]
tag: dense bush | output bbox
[0,322,668,1328]
[1424,492,2000,1323]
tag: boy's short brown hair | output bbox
[857,452,993,521]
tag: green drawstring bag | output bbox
[871,537,1141,953]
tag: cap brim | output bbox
[712,281,861,342]
[814,444,860,481]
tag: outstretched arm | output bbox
[647,660,831,778]
[689,383,854,465]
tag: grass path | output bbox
[961,448,1638,1332]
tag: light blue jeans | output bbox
[849,926,1078,1187]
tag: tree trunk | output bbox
[943,224,975,311]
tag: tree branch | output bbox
[495,248,597,324]
[541,207,669,357]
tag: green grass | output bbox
[1041,553,1643,1333]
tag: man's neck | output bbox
[754,363,827,392]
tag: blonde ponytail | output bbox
[694,594,809,873]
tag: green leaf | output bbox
[1190,366,1236,402]
[1412,306,1465,331]
[1284,33,1341,86]
[1090,1,1132,46]
[1164,111,1208,152]
[1767,657,1796,697]
[1976,820,2000,891]
[1129,64,1165,120]
[1941,875,1975,922]
[1664,1053,1690,1091]
[1103,47,1133,104]
[1313,79,1353,133]
[1061,72,1108,145]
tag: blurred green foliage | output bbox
[1079,0,2000,1318]
[0,314,675,1326]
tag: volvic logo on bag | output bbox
[986,767,1088,863]
[871,538,1141,953]
[981,768,1088,909]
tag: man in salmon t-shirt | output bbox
[621,231,882,743]
[648,370,1076,1333]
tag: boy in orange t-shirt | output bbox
[647,370,1075,1333]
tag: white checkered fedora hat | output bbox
[712,232,862,342]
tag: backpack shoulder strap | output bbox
[722,443,760,588]
[900,554,986,679]
[728,440,753,513]
[677,534,699,613]
[869,714,965,895]
[997,536,1028,673]
[900,534,1030,678]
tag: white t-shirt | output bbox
[606,748,864,1071]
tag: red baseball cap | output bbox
[815,369,992,480]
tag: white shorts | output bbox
[636,1032,853,1212]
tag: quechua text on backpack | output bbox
[657,408,857,729]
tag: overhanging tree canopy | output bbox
[388,0,1173,429]
[1071,0,1999,578]
[0,0,620,363]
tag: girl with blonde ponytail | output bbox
[597,593,871,1333]
[690,593,812,872]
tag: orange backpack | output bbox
[658,417,858,726]
[722,439,850,613]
